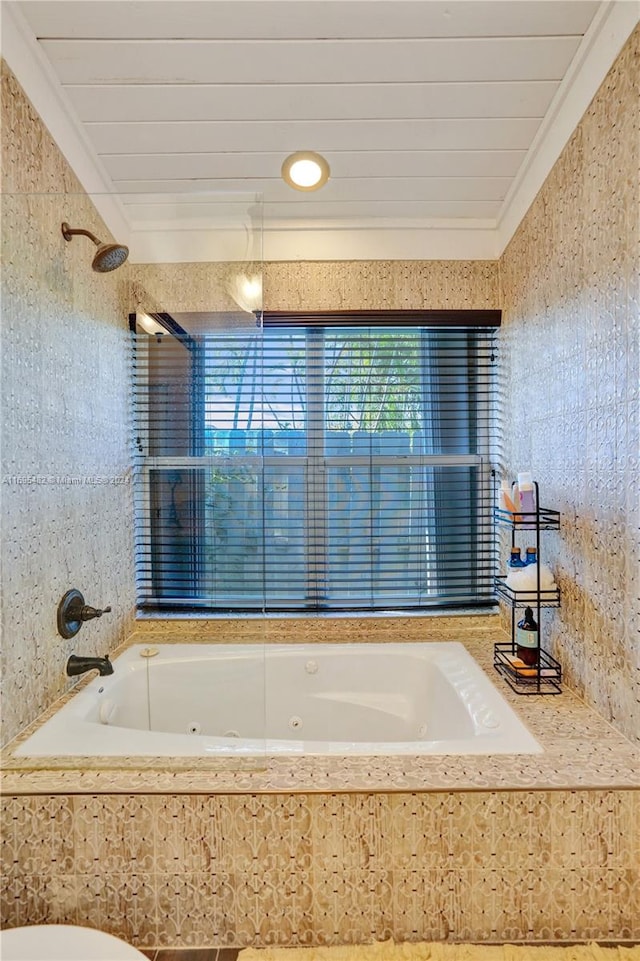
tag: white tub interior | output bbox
[15,642,542,757]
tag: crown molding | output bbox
[0,1,130,243]
[262,221,500,261]
[128,221,500,263]
[496,0,640,254]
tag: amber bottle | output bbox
[516,606,539,666]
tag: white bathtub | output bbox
[15,642,542,757]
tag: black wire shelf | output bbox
[494,506,560,530]
[493,481,562,694]
[494,642,562,695]
[495,576,561,608]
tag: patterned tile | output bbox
[499,25,639,747]
[1,789,639,947]
[130,261,499,318]
[388,793,475,871]
[391,869,476,942]
[0,874,79,928]
[0,62,136,748]
[155,952,220,961]
[549,791,640,870]
[468,868,552,942]
[524,869,640,942]
[309,793,391,873]
[311,868,394,946]
[0,794,74,876]
[468,792,554,871]
[155,872,235,947]
[73,795,156,874]
[75,873,158,948]
[153,796,219,874]
[215,795,313,874]
[227,866,315,947]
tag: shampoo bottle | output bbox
[516,606,538,666]
[517,472,536,528]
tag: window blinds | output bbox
[132,312,499,612]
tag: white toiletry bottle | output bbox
[499,481,517,515]
[517,472,536,528]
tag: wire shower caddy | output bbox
[493,481,562,694]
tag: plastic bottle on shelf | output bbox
[511,481,520,511]
[517,472,536,528]
[509,547,526,568]
[498,480,518,515]
[524,546,537,565]
[516,607,539,666]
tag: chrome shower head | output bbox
[61,222,129,273]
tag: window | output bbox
[133,312,498,612]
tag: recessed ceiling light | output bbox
[281,151,330,191]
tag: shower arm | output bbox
[61,223,101,247]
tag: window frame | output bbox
[132,309,500,613]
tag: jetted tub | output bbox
[14,642,542,757]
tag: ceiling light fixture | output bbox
[136,312,166,336]
[281,151,330,191]
[226,273,263,315]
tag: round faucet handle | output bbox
[58,590,111,638]
[80,604,112,621]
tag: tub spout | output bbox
[66,654,114,677]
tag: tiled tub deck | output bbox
[1,617,639,950]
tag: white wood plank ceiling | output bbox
[9,0,631,259]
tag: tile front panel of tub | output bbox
[1,790,638,948]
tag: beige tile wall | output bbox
[131,258,499,316]
[264,260,499,312]
[2,788,638,948]
[0,62,137,746]
[498,26,640,745]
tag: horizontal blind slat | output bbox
[132,321,497,612]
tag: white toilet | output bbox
[0,924,149,960]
